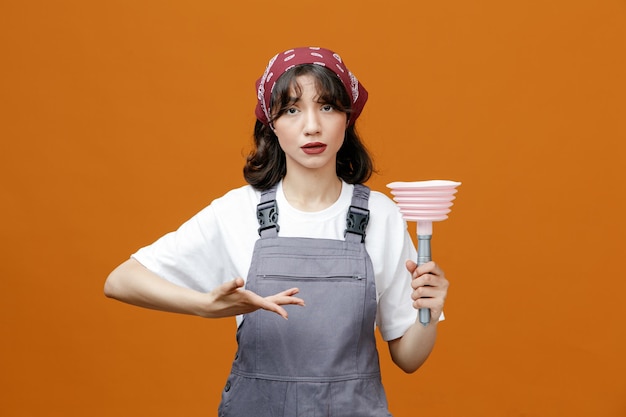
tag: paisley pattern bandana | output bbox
[255,47,368,126]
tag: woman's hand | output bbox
[388,260,450,373]
[105,259,304,319]
[405,260,449,322]
[204,277,304,319]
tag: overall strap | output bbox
[258,183,371,241]
[345,184,371,243]
[257,186,279,238]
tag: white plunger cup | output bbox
[387,180,461,326]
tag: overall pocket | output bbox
[253,254,368,379]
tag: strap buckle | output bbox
[257,200,280,236]
[345,206,369,243]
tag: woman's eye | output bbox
[286,108,298,114]
[321,104,334,112]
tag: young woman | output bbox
[105,46,449,416]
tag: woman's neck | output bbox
[281,174,343,212]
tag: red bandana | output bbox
[255,47,368,126]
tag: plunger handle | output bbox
[417,234,432,326]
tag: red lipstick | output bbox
[301,142,327,155]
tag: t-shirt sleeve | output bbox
[375,219,419,341]
[131,204,229,293]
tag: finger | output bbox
[215,277,243,295]
[268,294,306,307]
[258,299,290,319]
[274,287,300,297]
[405,260,418,274]
[412,301,444,321]
[236,288,288,318]
[412,272,449,290]
[272,288,305,305]
[412,284,445,299]
[266,287,305,306]
[411,271,431,289]
[416,261,443,277]
[222,277,245,294]
[263,290,306,317]
[412,295,445,312]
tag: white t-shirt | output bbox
[132,181,421,341]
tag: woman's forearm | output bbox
[104,258,209,316]
[388,319,438,373]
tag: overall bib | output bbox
[218,184,392,417]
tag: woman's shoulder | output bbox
[211,184,261,210]
[368,188,400,214]
[190,184,260,236]
[366,188,406,236]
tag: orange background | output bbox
[1,1,625,416]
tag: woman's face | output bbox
[272,74,347,177]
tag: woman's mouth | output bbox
[301,142,327,155]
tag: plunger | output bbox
[387,180,461,326]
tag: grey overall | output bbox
[218,184,392,417]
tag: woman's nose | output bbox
[303,110,321,135]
